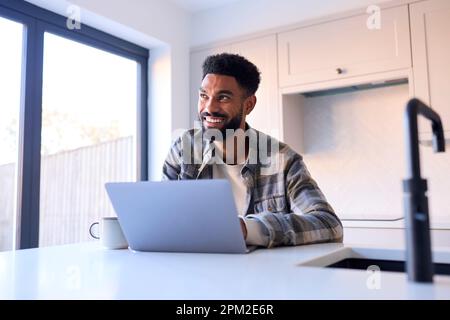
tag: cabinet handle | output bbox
[336,68,344,74]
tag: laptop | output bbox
[105,180,257,254]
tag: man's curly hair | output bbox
[202,53,261,97]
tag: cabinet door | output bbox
[411,0,450,134]
[190,46,231,126]
[230,35,279,139]
[278,5,411,87]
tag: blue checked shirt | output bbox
[162,125,343,248]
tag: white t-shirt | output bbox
[212,159,269,247]
[213,163,246,215]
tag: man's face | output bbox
[198,74,255,136]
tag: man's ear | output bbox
[244,95,257,115]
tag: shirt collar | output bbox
[197,123,260,176]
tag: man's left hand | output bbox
[240,218,247,239]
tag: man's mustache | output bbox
[200,112,227,118]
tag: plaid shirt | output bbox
[162,125,343,248]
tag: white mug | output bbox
[89,217,128,249]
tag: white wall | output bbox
[300,84,410,221]
[26,0,191,180]
[191,0,394,47]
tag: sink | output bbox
[299,246,450,276]
[327,258,450,276]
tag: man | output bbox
[163,53,343,248]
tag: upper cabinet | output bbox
[277,5,411,88]
[189,45,231,127]
[410,0,450,134]
[190,35,280,139]
[229,35,279,139]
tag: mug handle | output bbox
[89,222,100,239]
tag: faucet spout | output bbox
[403,98,445,283]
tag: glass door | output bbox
[39,32,138,246]
[0,16,24,251]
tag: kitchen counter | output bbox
[1,242,450,299]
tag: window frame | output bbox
[0,0,149,249]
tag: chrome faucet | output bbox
[403,98,446,282]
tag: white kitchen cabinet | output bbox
[278,5,411,88]
[229,35,279,139]
[410,0,450,134]
[190,35,280,139]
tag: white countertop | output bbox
[1,242,450,299]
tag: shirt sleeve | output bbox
[245,154,343,248]
[162,137,182,181]
[242,217,269,247]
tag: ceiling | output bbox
[169,0,243,12]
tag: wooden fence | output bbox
[0,136,134,250]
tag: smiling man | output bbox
[162,53,343,248]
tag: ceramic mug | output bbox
[89,217,128,249]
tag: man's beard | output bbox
[199,107,244,139]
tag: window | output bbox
[0,16,23,251]
[0,1,148,250]
[39,33,139,246]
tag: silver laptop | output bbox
[105,180,257,254]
